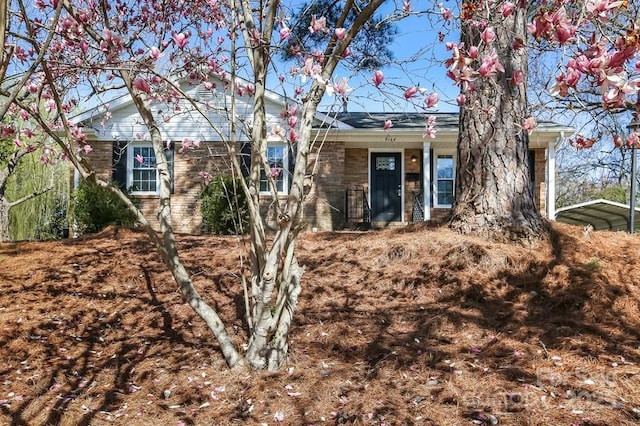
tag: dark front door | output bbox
[371,152,402,223]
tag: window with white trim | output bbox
[260,145,288,193]
[124,142,174,195]
[435,154,454,207]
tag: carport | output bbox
[555,199,640,232]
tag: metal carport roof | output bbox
[555,199,640,231]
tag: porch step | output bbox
[371,221,409,228]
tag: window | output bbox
[260,145,288,193]
[435,154,454,207]
[112,142,174,195]
[131,144,157,193]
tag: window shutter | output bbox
[112,141,127,189]
[164,143,175,194]
[288,143,296,190]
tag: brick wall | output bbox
[404,149,422,221]
[301,141,345,230]
[83,141,233,234]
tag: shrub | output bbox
[73,180,139,234]
[200,176,249,235]
[34,196,68,240]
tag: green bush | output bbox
[34,196,68,240]
[200,176,249,235]
[73,180,139,234]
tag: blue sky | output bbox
[315,4,462,113]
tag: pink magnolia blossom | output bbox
[529,6,576,44]
[308,15,328,34]
[403,86,418,99]
[456,94,466,106]
[423,116,437,139]
[270,124,286,139]
[136,154,144,164]
[328,77,352,97]
[180,137,201,153]
[198,171,213,183]
[500,2,516,18]
[481,27,496,45]
[133,78,152,94]
[45,99,56,113]
[372,70,384,87]
[478,50,505,77]
[627,132,640,148]
[270,168,281,178]
[440,6,452,21]
[468,46,479,60]
[425,92,439,108]
[280,27,291,42]
[335,28,347,40]
[149,46,161,59]
[301,57,322,79]
[511,70,524,85]
[522,117,537,134]
[172,32,189,49]
[601,71,640,108]
[287,128,299,143]
[403,1,411,14]
[383,120,393,131]
[586,0,626,18]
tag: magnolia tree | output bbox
[5,0,399,370]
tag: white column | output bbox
[423,141,431,221]
[547,137,557,220]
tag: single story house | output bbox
[71,81,572,233]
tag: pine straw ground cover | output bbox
[1,223,640,425]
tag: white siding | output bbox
[81,83,287,142]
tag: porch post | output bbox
[423,141,431,221]
[547,136,557,220]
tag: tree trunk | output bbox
[0,198,9,242]
[125,80,242,368]
[449,6,548,243]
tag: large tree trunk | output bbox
[449,6,548,243]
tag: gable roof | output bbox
[69,75,340,129]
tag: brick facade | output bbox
[81,142,550,233]
[83,141,232,234]
[302,141,345,230]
